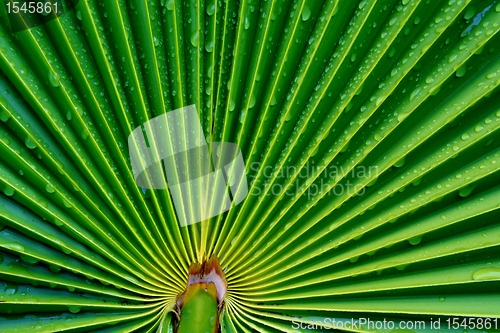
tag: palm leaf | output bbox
[1,0,500,331]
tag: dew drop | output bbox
[270,95,277,106]
[410,88,420,101]
[205,86,213,96]
[472,267,500,280]
[429,84,441,95]
[397,112,409,122]
[0,109,10,122]
[190,31,199,47]
[249,95,256,109]
[301,6,311,21]
[408,235,422,245]
[486,72,497,79]
[3,243,24,252]
[228,99,235,111]
[68,306,81,314]
[46,183,55,193]
[206,3,215,15]
[48,71,60,87]
[394,156,405,167]
[25,137,37,149]
[396,264,409,271]
[464,7,476,20]
[205,40,214,53]
[4,284,18,295]
[456,66,467,77]
[376,96,385,106]
[166,0,174,10]
[459,185,474,197]
[3,185,15,197]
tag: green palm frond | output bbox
[1,0,500,331]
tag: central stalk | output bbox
[175,255,227,333]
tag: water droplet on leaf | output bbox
[46,183,55,193]
[301,6,311,21]
[25,137,36,149]
[472,267,500,280]
[48,71,59,87]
